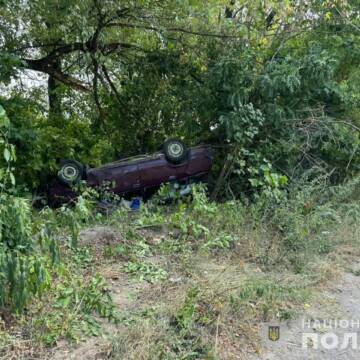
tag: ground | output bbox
[250,271,360,360]
[39,225,360,360]
[1,187,360,360]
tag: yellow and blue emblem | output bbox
[268,325,280,341]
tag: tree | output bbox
[1,0,360,195]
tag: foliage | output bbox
[175,287,202,333]
[204,232,234,250]
[0,105,15,188]
[56,196,93,248]
[124,261,168,284]
[33,273,119,345]
[0,1,359,197]
[0,195,53,312]
[2,2,360,355]
[0,96,116,189]
[0,106,55,313]
[229,277,309,321]
[0,167,360,356]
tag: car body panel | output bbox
[86,162,141,192]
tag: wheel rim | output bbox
[61,165,78,181]
[168,143,183,157]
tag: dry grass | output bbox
[2,187,360,360]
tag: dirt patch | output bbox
[50,337,113,360]
[249,271,360,360]
[79,226,125,250]
[48,264,138,360]
[47,252,175,360]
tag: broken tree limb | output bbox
[210,146,238,202]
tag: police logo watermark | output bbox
[268,325,280,341]
[259,319,360,352]
[302,318,360,351]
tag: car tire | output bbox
[163,139,188,164]
[57,159,84,185]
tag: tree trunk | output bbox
[48,59,62,118]
[210,149,235,202]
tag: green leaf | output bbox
[0,106,9,128]
[9,172,15,186]
[3,148,11,162]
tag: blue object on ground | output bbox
[130,198,141,210]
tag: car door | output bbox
[88,162,141,194]
[111,162,141,194]
[138,154,178,189]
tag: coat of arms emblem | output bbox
[268,325,280,341]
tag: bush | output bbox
[0,106,53,312]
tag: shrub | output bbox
[0,106,53,312]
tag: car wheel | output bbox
[163,139,188,163]
[57,159,84,185]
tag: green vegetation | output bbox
[1,0,360,358]
[1,179,358,358]
[1,1,360,192]
[124,261,168,283]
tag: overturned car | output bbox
[47,139,213,206]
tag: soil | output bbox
[249,272,360,360]
[46,227,360,360]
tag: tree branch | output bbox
[106,21,244,39]
[24,58,90,91]
[101,64,124,106]
[50,70,91,92]
[21,41,141,91]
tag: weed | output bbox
[204,233,235,250]
[229,277,309,321]
[33,274,119,345]
[104,243,129,259]
[109,318,214,360]
[2,173,360,359]
[72,247,94,268]
[175,287,200,332]
[124,261,168,283]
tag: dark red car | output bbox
[48,139,213,205]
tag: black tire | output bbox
[57,159,84,185]
[163,139,188,164]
